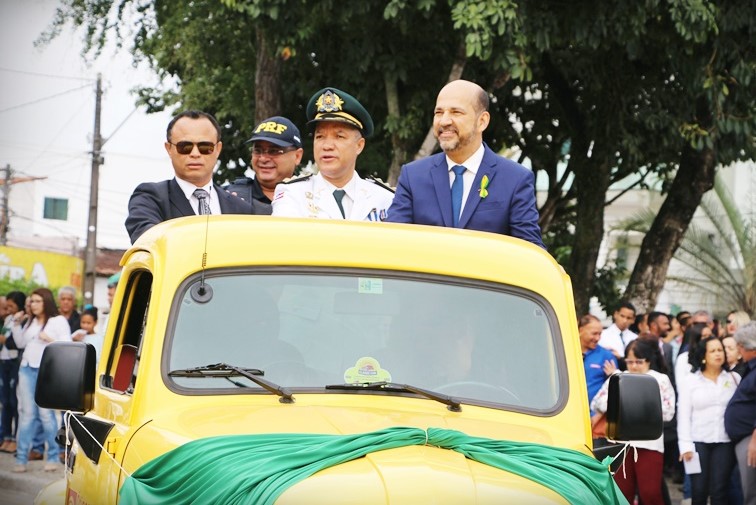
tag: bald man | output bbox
[387,80,544,248]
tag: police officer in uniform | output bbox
[272,87,394,221]
[225,116,304,204]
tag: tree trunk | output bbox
[385,74,407,186]
[413,41,467,161]
[541,52,609,315]
[569,156,611,315]
[254,27,281,123]
[624,142,716,313]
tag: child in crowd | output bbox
[72,307,103,365]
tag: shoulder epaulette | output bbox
[365,175,395,194]
[282,174,313,185]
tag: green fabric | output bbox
[119,427,627,505]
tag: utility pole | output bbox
[83,74,103,305]
[0,164,10,246]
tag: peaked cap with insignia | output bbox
[306,87,374,138]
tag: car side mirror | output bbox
[606,373,663,441]
[36,342,96,412]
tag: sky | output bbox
[0,0,174,250]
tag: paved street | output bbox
[0,450,60,504]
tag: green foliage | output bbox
[41,0,755,311]
[0,277,43,297]
[592,260,628,316]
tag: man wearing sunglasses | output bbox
[125,110,270,243]
[224,116,304,205]
[272,87,394,221]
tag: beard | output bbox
[437,127,474,154]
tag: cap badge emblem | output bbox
[316,90,344,113]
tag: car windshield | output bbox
[167,269,564,412]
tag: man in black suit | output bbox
[125,110,270,243]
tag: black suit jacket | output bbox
[125,178,271,243]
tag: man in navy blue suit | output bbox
[125,110,270,243]
[386,80,544,248]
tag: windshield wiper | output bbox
[169,363,294,403]
[325,381,461,412]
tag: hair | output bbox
[727,311,752,333]
[58,286,76,297]
[690,336,724,373]
[626,338,665,373]
[629,313,646,334]
[647,311,668,328]
[5,291,26,312]
[578,314,601,328]
[474,87,490,113]
[734,321,756,352]
[82,306,98,321]
[30,288,59,324]
[681,322,708,362]
[691,310,712,324]
[614,301,636,315]
[166,110,222,143]
[676,311,691,327]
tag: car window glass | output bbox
[167,271,562,411]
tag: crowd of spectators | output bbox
[0,284,106,473]
[583,302,755,505]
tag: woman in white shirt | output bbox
[11,288,71,473]
[677,336,739,505]
[591,338,676,505]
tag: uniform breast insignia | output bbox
[282,174,313,185]
[365,175,395,194]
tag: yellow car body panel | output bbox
[56,216,596,504]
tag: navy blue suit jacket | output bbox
[386,145,544,248]
[125,178,270,243]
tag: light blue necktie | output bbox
[451,165,465,227]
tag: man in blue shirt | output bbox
[725,321,756,504]
[580,314,618,413]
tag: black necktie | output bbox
[333,189,346,219]
[193,189,211,215]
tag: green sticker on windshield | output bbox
[358,278,383,294]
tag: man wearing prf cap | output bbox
[272,87,394,221]
[225,116,304,204]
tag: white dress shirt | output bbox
[175,177,222,215]
[599,323,637,357]
[445,144,484,216]
[677,370,740,455]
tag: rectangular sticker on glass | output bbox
[358,278,383,294]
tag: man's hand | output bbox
[748,430,756,467]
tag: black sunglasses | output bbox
[169,141,217,155]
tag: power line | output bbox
[0,83,92,114]
[0,66,95,82]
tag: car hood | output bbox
[122,401,572,504]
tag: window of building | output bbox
[43,197,68,220]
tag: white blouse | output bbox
[677,370,740,455]
[17,315,72,368]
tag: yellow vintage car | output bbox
[36,217,661,504]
